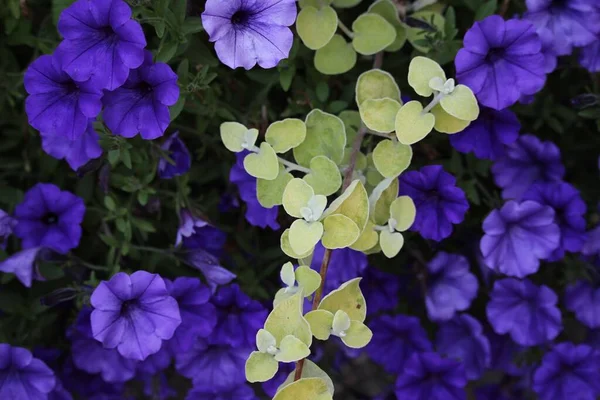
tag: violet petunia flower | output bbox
[175,209,209,247]
[580,36,600,72]
[14,183,86,254]
[24,54,103,139]
[186,385,256,400]
[103,51,179,140]
[230,151,280,230]
[491,134,565,200]
[184,248,237,292]
[425,252,478,322]
[0,247,45,288]
[436,314,491,380]
[538,27,559,74]
[488,330,526,376]
[366,314,433,374]
[362,267,401,314]
[480,200,560,278]
[582,224,600,265]
[310,242,367,295]
[0,209,15,249]
[449,107,520,160]
[524,0,600,56]
[90,271,181,361]
[395,352,467,400]
[564,281,600,329]
[158,132,191,179]
[41,121,103,171]
[68,307,137,383]
[455,16,546,110]
[165,277,217,353]
[523,182,587,261]
[399,165,469,242]
[533,342,600,400]
[202,0,297,70]
[487,278,562,346]
[0,344,56,399]
[56,0,146,90]
[135,345,171,376]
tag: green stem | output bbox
[422,92,445,114]
[337,20,354,39]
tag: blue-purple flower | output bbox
[186,385,256,400]
[395,352,467,400]
[425,252,478,321]
[310,243,367,294]
[436,314,491,380]
[565,281,600,329]
[90,271,181,361]
[399,165,469,241]
[56,0,146,90]
[0,247,45,288]
[480,200,560,277]
[135,345,171,376]
[487,278,562,346]
[184,248,237,292]
[0,344,56,399]
[41,121,103,171]
[0,209,15,249]
[103,51,179,140]
[488,330,526,376]
[175,209,209,247]
[362,267,401,314]
[533,342,600,400]
[491,134,565,200]
[202,0,297,70]
[580,37,600,72]
[158,132,191,179]
[456,16,546,110]
[449,107,520,160]
[14,183,86,254]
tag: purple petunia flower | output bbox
[0,209,15,249]
[186,385,256,400]
[455,16,546,110]
[90,271,181,361]
[362,267,401,314]
[449,107,520,160]
[262,363,294,398]
[60,358,127,400]
[582,224,600,265]
[184,248,237,292]
[366,314,433,374]
[399,165,469,242]
[310,242,367,295]
[564,281,600,329]
[24,54,103,139]
[165,277,217,353]
[175,209,209,247]
[41,121,103,171]
[524,0,600,56]
[136,345,171,376]
[491,134,565,200]
[0,344,56,399]
[488,330,526,376]
[202,0,297,70]
[480,200,560,277]
[175,338,250,392]
[538,27,559,73]
[56,0,146,90]
[425,252,478,322]
[0,247,45,288]
[487,278,562,346]
[533,342,600,400]
[580,36,600,72]
[68,307,137,383]
[523,182,587,261]
[436,314,491,380]
[158,132,191,179]
[230,151,280,230]
[14,183,86,254]
[395,352,467,400]
[210,284,267,347]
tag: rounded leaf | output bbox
[266,119,308,153]
[322,214,360,249]
[406,11,445,53]
[369,177,399,225]
[299,0,334,7]
[368,0,406,51]
[318,278,367,322]
[440,84,479,122]
[283,178,315,218]
[273,378,333,400]
[245,351,278,383]
[339,110,361,144]
[332,310,351,335]
[359,98,401,133]
[295,266,322,297]
[332,0,361,7]
[243,142,279,180]
[257,166,294,208]
[265,291,313,347]
[352,13,397,55]
[280,262,296,288]
[394,101,435,145]
[372,139,412,178]
[220,122,258,152]
[350,221,379,252]
[322,180,369,233]
[408,56,446,98]
[281,229,314,260]
[341,320,373,349]
[303,156,342,196]
[297,6,338,50]
[289,220,323,256]
[431,104,471,134]
[305,309,334,340]
[278,359,335,396]
[294,109,346,167]
[275,335,311,362]
[389,196,416,232]
[356,69,401,106]
[314,34,357,75]
[379,230,404,258]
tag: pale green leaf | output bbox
[281,229,314,260]
[318,278,367,322]
[273,378,333,400]
[406,11,446,53]
[305,310,334,340]
[243,142,279,180]
[408,56,446,97]
[294,109,347,167]
[338,110,361,144]
[303,156,342,196]
[321,214,360,249]
[220,122,258,152]
[289,220,323,256]
[369,177,399,225]
[352,13,397,55]
[280,262,296,288]
[322,180,369,233]
[295,266,322,297]
[350,221,379,252]
[389,196,416,232]
[372,139,412,178]
[395,101,435,145]
[379,230,404,258]
[314,34,357,75]
[256,328,277,353]
[275,335,311,362]
[359,98,402,133]
[257,165,294,207]
[266,119,308,153]
[341,320,373,349]
[355,69,401,106]
[332,310,351,335]
[440,84,479,121]
[245,351,279,383]
[332,0,361,7]
[282,178,315,218]
[368,0,407,51]
[297,6,338,50]
[299,0,334,8]
[431,104,471,134]
[265,292,313,346]
[278,360,335,396]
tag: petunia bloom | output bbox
[0,209,15,249]
[0,344,56,399]
[310,242,367,294]
[579,35,600,73]
[436,314,491,380]
[524,0,600,56]
[175,209,209,247]
[491,134,565,200]
[56,0,146,90]
[362,267,402,314]
[103,51,179,140]
[399,165,469,241]
[455,16,546,110]
[41,121,102,171]
[582,224,600,265]
[186,385,256,400]
[449,106,520,160]
[487,278,562,346]
[14,183,86,254]
[523,182,587,261]
[183,248,237,292]
[533,342,600,400]
[158,132,191,179]
[425,252,478,322]
[24,54,103,139]
[0,248,46,288]
[564,281,600,329]
[395,352,467,400]
[90,271,181,361]
[202,0,297,70]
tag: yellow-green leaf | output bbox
[332,310,351,335]
[379,230,404,258]
[341,320,373,349]
[303,156,342,196]
[314,34,357,75]
[321,214,360,249]
[305,309,334,340]
[278,360,335,396]
[431,104,471,134]
[355,69,401,106]
[273,378,333,400]
[322,180,369,233]
[406,11,445,53]
[394,101,435,145]
[368,0,406,51]
[282,178,315,218]
[294,109,347,167]
[350,221,379,252]
[407,56,446,98]
[295,266,322,297]
[266,119,308,153]
[289,220,323,256]
[275,335,311,362]
[297,6,338,50]
[372,139,412,178]
[352,13,397,55]
[243,142,279,180]
[359,98,402,133]
[369,177,399,225]
[332,0,361,7]
[220,122,258,152]
[440,84,480,122]
[281,229,314,260]
[339,110,361,144]
[299,0,333,7]
[257,165,294,208]
[265,292,313,347]
[341,148,367,171]
[245,351,278,383]
[256,328,277,353]
[318,278,366,322]
[389,196,416,232]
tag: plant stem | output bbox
[367,130,394,139]
[422,92,445,114]
[499,0,510,16]
[277,157,311,174]
[337,20,354,39]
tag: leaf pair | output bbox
[274,262,322,307]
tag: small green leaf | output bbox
[245,351,278,383]
[305,310,334,340]
[395,101,435,145]
[273,378,333,400]
[372,139,412,178]
[332,0,361,7]
[359,98,402,133]
[379,230,404,258]
[475,0,498,21]
[220,122,258,152]
[243,142,279,180]
[314,34,357,75]
[266,119,307,153]
[280,263,296,289]
[369,177,399,225]
[265,292,313,346]
[355,69,401,106]
[440,84,480,121]
[276,335,311,362]
[299,0,334,8]
[297,6,338,50]
[350,221,379,251]
[322,214,360,249]
[389,196,416,231]
[289,220,324,255]
[341,320,373,348]
[257,166,294,208]
[318,278,366,322]
[303,156,342,196]
[277,360,335,396]
[431,104,471,134]
[294,109,347,167]
[282,178,315,218]
[281,229,314,260]
[408,56,446,98]
[406,11,446,53]
[295,266,322,297]
[352,13,397,55]
[338,110,361,143]
[367,0,407,51]
[322,180,370,233]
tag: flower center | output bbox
[121,300,137,315]
[231,10,249,25]
[139,82,153,93]
[486,47,505,63]
[44,212,59,225]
